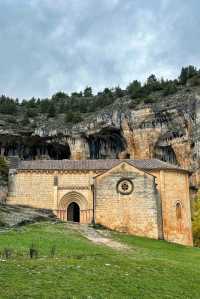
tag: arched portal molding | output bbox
[59,191,88,210]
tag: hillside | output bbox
[0,66,200,192]
[0,222,199,298]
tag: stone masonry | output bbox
[7,159,193,246]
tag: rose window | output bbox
[121,182,129,192]
[117,179,133,195]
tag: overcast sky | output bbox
[0,0,199,99]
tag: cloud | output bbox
[0,0,199,98]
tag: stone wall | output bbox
[95,162,162,239]
[7,164,193,246]
[151,170,193,246]
[7,170,94,223]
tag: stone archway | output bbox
[57,191,90,223]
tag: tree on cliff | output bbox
[126,80,142,98]
[48,103,56,118]
[0,95,17,114]
[84,86,93,97]
[52,91,69,101]
[65,111,83,124]
[144,74,162,92]
[179,65,198,84]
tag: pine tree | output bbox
[48,103,56,118]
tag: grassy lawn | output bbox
[0,222,199,299]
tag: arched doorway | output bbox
[67,202,80,222]
[58,191,90,223]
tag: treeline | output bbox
[0,65,200,124]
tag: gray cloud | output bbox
[0,0,199,98]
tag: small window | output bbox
[176,202,182,220]
[54,176,58,186]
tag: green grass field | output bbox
[0,222,199,299]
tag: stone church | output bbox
[7,158,193,246]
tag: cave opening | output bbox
[47,143,71,160]
[0,136,71,160]
[88,128,126,159]
[154,145,178,165]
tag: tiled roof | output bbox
[8,156,20,169]
[14,158,189,173]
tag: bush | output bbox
[0,157,8,177]
[65,111,83,124]
[2,248,12,259]
[192,194,200,247]
[29,243,38,259]
[162,83,178,96]
[26,109,38,118]
[49,245,56,257]
[48,103,56,118]
[127,80,142,98]
[143,97,155,104]
[0,104,17,114]
[187,75,200,87]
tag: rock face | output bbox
[1,86,200,192]
[0,204,56,227]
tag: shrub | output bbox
[0,157,8,177]
[48,103,56,118]
[143,97,155,104]
[192,194,200,247]
[126,80,142,98]
[26,109,38,118]
[65,111,83,124]
[49,245,56,257]
[2,248,12,259]
[187,75,200,87]
[162,83,178,96]
[0,100,17,114]
[29,243,38,259]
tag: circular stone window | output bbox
[117,179,133,195]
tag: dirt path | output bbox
[66,223,130,251]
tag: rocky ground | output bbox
[0,204,56,228]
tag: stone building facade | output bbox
[7,158,193,246]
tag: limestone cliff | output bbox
[0,85,200,192]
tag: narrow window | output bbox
[54,176,58,186]
[176,202,182,220]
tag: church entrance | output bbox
[67,202,80,222]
